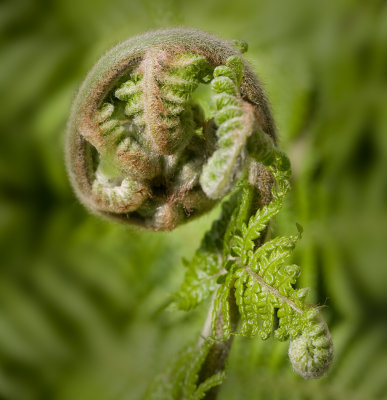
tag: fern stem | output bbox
[197,288,239,400]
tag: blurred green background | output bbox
[1,0,386,399]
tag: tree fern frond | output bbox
[173,102,332,378]
[201,145,332,378]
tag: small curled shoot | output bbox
[288,310,334,379]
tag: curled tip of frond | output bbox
[231,39,249,54]
[289,311,334,379]
[66,28,277,230]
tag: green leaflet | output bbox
[171,190,241,311]
[144,341,225,400]
[171,179,257,311]
[215,225,305,341]
[200,56,254,199]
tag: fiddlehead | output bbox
[66,28,275,231]
[66,28,333,398]
[114,50,211,154]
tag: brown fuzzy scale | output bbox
[180,188,216,216]
[116,138,161,180]
[66,28,277,231]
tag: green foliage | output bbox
[174,148,333,379]
[230,152,291,266]
[172,191,240,311]
[144,341,225,400]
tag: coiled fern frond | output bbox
[66,28,276,230]
[66,28,333,396]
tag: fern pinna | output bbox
[66,28,333,400]
[173,150,333,383]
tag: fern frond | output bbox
[158,48,332,385]
[208,159,333,378]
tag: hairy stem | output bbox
[198,288,239,400]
